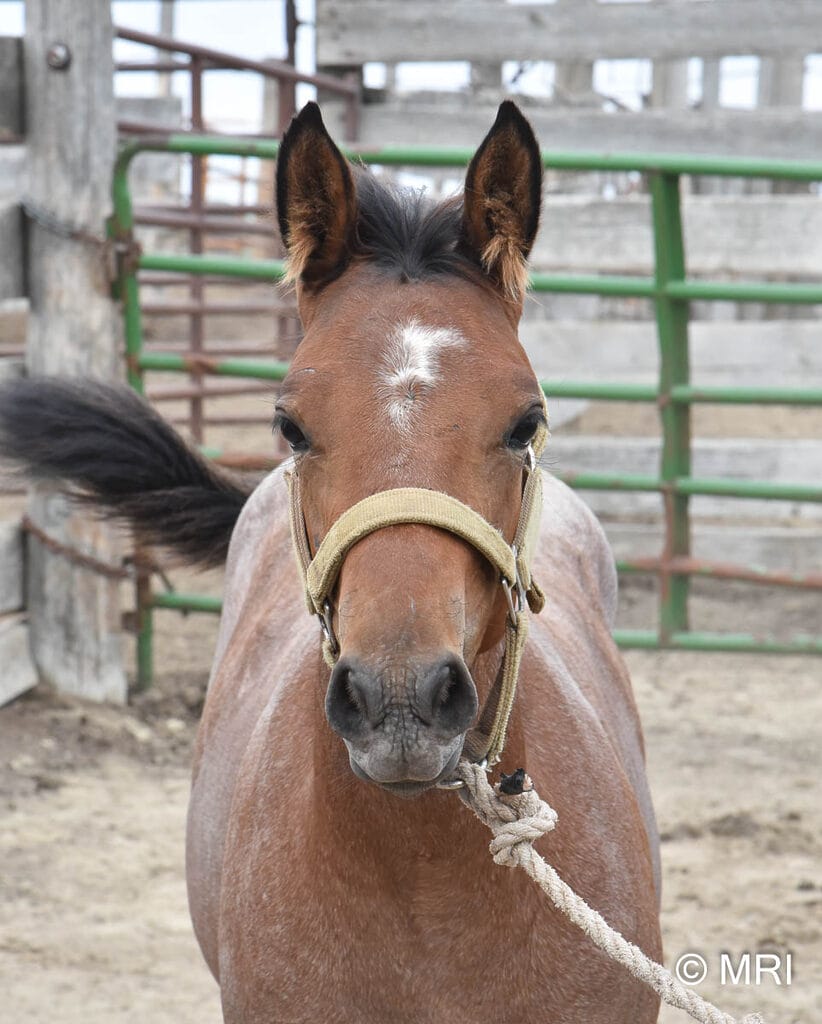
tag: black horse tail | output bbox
[0,377,255,568]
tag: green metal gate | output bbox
[110,136,822,685]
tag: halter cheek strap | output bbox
[285,433,546,768]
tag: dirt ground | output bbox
[1,573,820,1024]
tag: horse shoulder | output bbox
[535,471,619,624]
[212,463,295,665]
[187,463,317,977]
[530,472,661,899]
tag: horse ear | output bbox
[459,101,542,304]
[276,102,358,288]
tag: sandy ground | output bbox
[1,576,820,1024]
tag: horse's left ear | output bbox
[459,101,542,306]
[276,102,358,290]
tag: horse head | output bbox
[275,101,545,795]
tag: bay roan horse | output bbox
[0,102,662,1022]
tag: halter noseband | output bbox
[285,427,546,770]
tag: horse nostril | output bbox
[429,664,457,715]
[420,657,478,737]
[327,654,477,743]
[326,659,370,739]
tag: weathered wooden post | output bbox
[554,0,594,108]
[23,0,127,701]
[157,0,176,96]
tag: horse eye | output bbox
[276,415,309,453]
[506,413,541,451]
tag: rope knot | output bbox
[488,803,558,866]
[455,759,557,868]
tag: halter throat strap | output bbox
[286,457,545,767]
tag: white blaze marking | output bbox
[378,318,465,427]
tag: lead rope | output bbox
[455,761,766,1024]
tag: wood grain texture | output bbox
[546,437,822,523]
[318,1,820,64]
[0,301,27,346]
[0,520,24,614]
[0,36,22,138]
[0,145,24,200]
[0,202,23,301]
[0,618,38,707]
[323,100,822,161]
[520,320,822,386]
[530,195,822,276]
[604,522,822,575]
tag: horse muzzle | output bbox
[325,653,478,793]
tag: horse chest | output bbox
[218,763,651,1024]
[219,837,653,1024]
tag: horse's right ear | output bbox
[276,102,358,289]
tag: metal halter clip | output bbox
[502,544,527,625]
[435,776,465,791]
[500,449,535,625]
[435,757,488,791]
[319,599,339,657]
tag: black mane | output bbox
[351,172,479,284]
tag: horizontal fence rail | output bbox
[315,0,822,65]
[110,135,822,684]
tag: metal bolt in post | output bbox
[46,42,72,70]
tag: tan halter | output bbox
[285,427,547,768]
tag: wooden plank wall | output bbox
[317,0,822,156]
[530,195,822,276]
[318,1,818,64]
[334,100,822,157]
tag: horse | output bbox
[0,101,662,1023]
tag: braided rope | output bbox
[455,760,765,1024]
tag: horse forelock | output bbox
[351,173,480,286]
